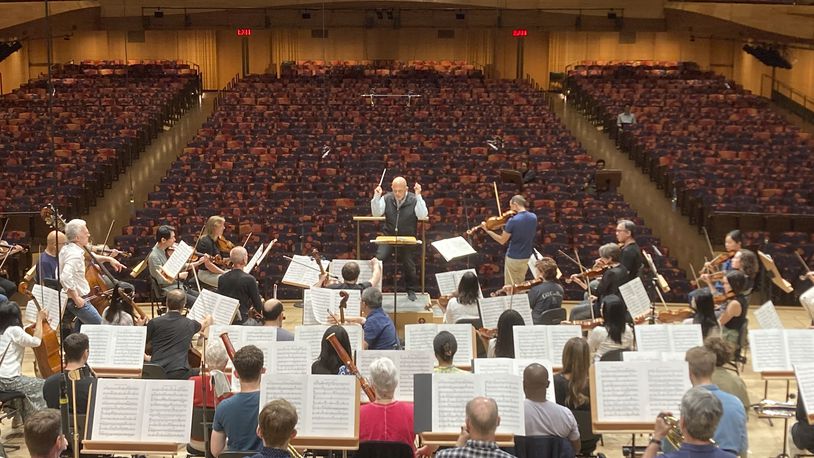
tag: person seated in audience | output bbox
[42,333,95,415]
[704,336,750,413]
[526,257,564,324]
[431,397,515,458]
[359,357,416,452]
[340,287,399,350]
[684,288,720,339]
[790,392,814,455]
[24,409,67,458]
[523,363,581,453]
[718,270,749,347]
[587,295,634,361]
[146,289,212,379]
[644,387,733,458]
[440,271,480,324]
[554,336,600,455]
[668,347,747,456]
[148,225,207,307]
[488,309,525,358]
[251,399,299,458]
[218,246,263,323]
[616,104,636,129]
[0,301,47,423]
[569,244,629,321]
[311,325,352,375]
[211,345,264,456]
[260,299,294,341]
[320,258,382,290]
[433,331,465,373]
[101,284,145,326]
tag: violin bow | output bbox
[0,218,11,267]
[493,182,502,215]
[242,232,252,248]
[795,250,811,273]
[557,249,588,271]
[701,226,715,258]
[573,248,595,320]
[689,263,700,286]
[100,219,115,253]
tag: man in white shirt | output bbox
[59,219,125,330]
[523,363,581,453]
[617,104,636,129]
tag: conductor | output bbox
[372,176,428,301]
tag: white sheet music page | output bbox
[668,325,703,353]
[643,361,691,418]
[755,301,784,329]
[794,363,814,423]
[357,350,434,401]
[594,361,689,422]
[269,341,311,374]
[432,373,477,433]
[512,325,550,361]
[243,243,264,274]
[306,375,358,438]
[282,254,329,289]
[479,373,526,436]
[749,329,790,372]
[25,284,65,330]
[308,287,361,325]
[90,378,145,441]
[432,236,477,262]
[161,240,193,280]
[435,268,479,297]
[328,259,383,286]
[189,289,239,326]
[260,373,310,430]
[477,296,506,330]
[404,324,441,356]
[618,277,651,318]
[253,239,276,271]
[473,357,555,402]
[635,325,672,353]
[301,289,317,326]
[83,325,146,369]
[141,379,194,443]
[546,325,582,368]
[786,329,814,368]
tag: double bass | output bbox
[21,286,61,377]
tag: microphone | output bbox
[395,202,400,236]
[321,146,331,159]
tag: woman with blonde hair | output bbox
[194,215,227,287]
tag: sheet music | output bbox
[295,324,364,363]
[24,284,66,330]
[308,287,361,325]
[209,325,277,369]
[478,294,532,329]
[618,277,651,318]
[431,373,477,432]
[622,351,661,362]
[404,324,474,367]
[301,289,317,326]
[755,301,784,329]
[644,363,690,418]
[83,325,146,369]
[357,350,435,401]
[593,361,690,422]
[188,289,239,325]
[473,358,555,402]
[435,269,480,297]
[794,363,814,423]
[282,255,330,289]
[254,239,276,271]
[243,243,264,273]
[786,330,814,368]
[161,240,193,280]
[512,325,581,368]
[547,325,582,368]
[431,236,477,262]
[668,325,703,353]
[260,373,307,420]
[480,374,525,436]
[90,378,193,442]
[749,329,789,372]
[528,249,543,278]
[635,325,673,353]
[328,259,383,286]
[269,341,312,374]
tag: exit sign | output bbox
[236,28,252,36]
[512,29,528,37]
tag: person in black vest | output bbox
[371,176,428,301]
[616,219,642,282]
[218,246,263,324]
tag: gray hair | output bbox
[617,219,636,236]
[362,287,382,309]
[230,246,248,265]
[368,357,399,399]
[680,386,723,441]
[206,341,229,370]
[598,243,621,262]
[466,397,500,435]
[64,219,87,242]
[510,195,528,208]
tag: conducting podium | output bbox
[353,215,429,292]
[372,235,422,329]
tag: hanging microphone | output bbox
[321,146,331,159]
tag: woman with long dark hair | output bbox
[686,288,720,339]
[719,270,749,346]
[587,295,634,361]
[102,285,145,326]
[441,272,481,324]
[488,309,525,358]
[311,325,352,375]
[0,301,48,421]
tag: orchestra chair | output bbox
[538,308,567,325]
[514,435,574,458]
[0,390,25,454]
[354,441,413,458]
[599,349,625,362]
[572,410,603,458]
[141,363,168,379]
[455,318,487,358]
[188,406,216,457]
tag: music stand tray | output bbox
[372,236,422,330]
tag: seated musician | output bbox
[0,240,25,300]
[251,399,298,458]
[36,231,67,286]
[340,287,399,350]
[731,249,758,296]
[311,325,352,375]
[217,246,263,324]
[440,271,480,324]
[523,363,581,453]
[488,309,525,358]
[433,331,465,373]
[704,337,749,412]
[0,301,48,422]
[319,258,382,291]
[718,270,749,347]
[697,229,743,297]
[146,289,212,380]
[554,337,600,455]
[148,225,207,308]
[644,387,733,458]
[359,357,416,452]
[211,345,264,456]
[194,215,229,288]
[431,397,515,458]
[569,243,629,321]
[683,288,720,339]
[790,393,814,455]
[188,341,232,455]
[528,257,564,325]
[101,284,145,326]
[24,409,67,458]
[260,299,294,341]
[587,295,634,361]
[42,333,95,415]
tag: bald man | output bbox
[371,176,428,301]
[217,246,263,324]
[37,231,67,285]
[433,397,514,458]
[523,363,581,453]
[260,299,294,341]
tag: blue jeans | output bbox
[67,300,103,331]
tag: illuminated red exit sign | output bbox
[236,28,252,36]
[512,29,528,37]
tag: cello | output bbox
[22,284,62,377]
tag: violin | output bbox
[566,261,611,283]
[491,277,543,296]
[466,210,516,235]
[713,291,736,305]
[89,244,131,258]
[657,308,695,324]
[216,235,235,254]
[0,241,28,254]
[691,270,725,287]
[700,251,736,274]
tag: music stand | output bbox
[595,169,622,192]
[499,169,524,192]
[372,236,422,331]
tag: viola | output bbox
[466,210,516,235]
[700,251,736,274]
[713,291,736,305]
[658,308,695,324]
[491,277,543,296]
[566,262,610,284]
[216,235,235,254]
